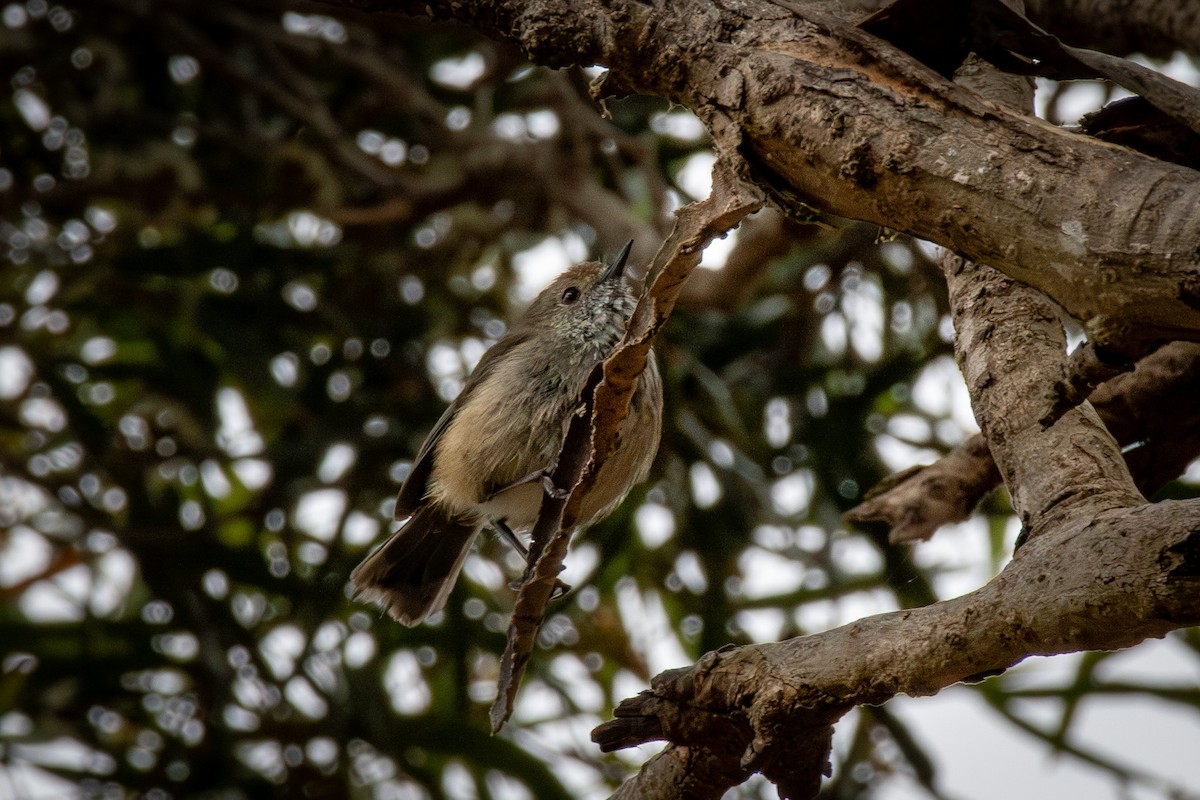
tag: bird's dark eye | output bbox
[561,286,580,304]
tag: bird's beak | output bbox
[600,240,633,283]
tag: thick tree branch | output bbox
[593,253,1200,800]
[317,0,1200,343]
[594,503,1200,797]
[943,257,1146,540]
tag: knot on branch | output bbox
[1160,528,1200,581]
[592,650,752,754]
[592,645,850,799]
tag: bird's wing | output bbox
[393,329,532,520]
[393,400,457,520]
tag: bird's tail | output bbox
[350,504,479,626]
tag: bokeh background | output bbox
[2,2,1199,798]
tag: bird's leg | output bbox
[485,467,570,501]
[492,517,529,559]
[492,518,571,599]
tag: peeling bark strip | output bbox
[327,0,1200,341]
[488,165,762,732]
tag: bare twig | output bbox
[845,435,1000,544]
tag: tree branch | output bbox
[942,257,1146,540]
[593,36,1200,799]
[314,0,1200,342]
[594,502,1200,797]
[848,342,1200,543]
[845,435,1000,544]
[1025,0,1200,58]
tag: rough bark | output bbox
[595,500,1200,795]
[323,0,1200,345]
[942,257,1148,540]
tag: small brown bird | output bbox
[352,242,663,625]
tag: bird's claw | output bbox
[507,577,572,600]
[540,473,570,500]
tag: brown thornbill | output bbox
[352,242,663,625]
